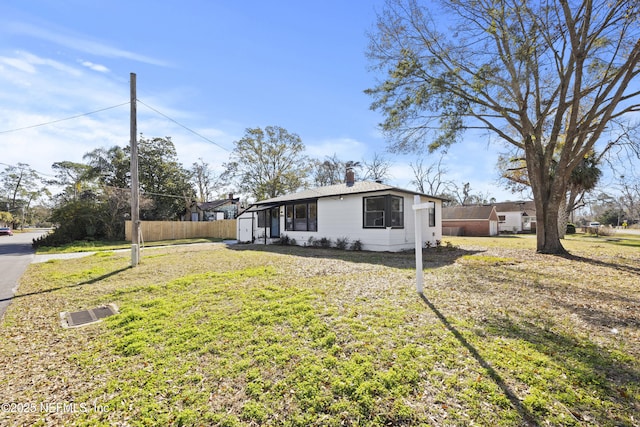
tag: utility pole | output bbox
[130,72,141,266]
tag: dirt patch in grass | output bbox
[0,237,638,426]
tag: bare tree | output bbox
[362,153,393,182]
[191,158,220,202]
[409,154,451,196]
[0,163,41,227]
[367,0,640,254]
[619,175,640,224]
[312,154,345,186]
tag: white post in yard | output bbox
[412,195,424,295]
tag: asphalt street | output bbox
[0,229,49,320]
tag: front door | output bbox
[270,207,280,238]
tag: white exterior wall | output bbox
[278,192,442,252]
[238,192,443,252]
[236,212,255,243]
[490,220,499,236]
[498,211,523,233]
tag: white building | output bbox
[492,201,536,233]
[237,180,444,252]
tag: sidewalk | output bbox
[31,240,238,264]
[32,252,97,263]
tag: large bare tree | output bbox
[362,152,393,182]
[366,0,640,254]
[409,155,452,196]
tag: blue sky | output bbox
[0,1,516,201]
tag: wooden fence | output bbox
[125,220,237,242]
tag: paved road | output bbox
[0,229,49,321]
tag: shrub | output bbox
[598,226,616,237]
[335,237,350,250]
[349,239,363,251]
[278,234,292,245]
[306,236,316,247]
[318,237,332,248]
[566,223,576,234]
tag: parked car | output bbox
[589,222,600,228]
[0,227,13,236]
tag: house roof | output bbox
[491,201,535,212]
[252,181,445,206]
[442,205,497,220]
[196,199,238,211]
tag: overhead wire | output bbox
[0,96,228,201]
[136,99,231,152]
[0,102,130,135]
[0,161,57,178]
[0,98,231,153]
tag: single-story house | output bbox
[184,194,240,221]
[237,180,445,252]
[492,201,536,233]
[442,205,499,236]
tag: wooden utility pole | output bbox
[130,72,141,266]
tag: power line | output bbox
[136,99,231,152]
[0,102,130,135]
[0,97,231,152]
[0,161,56,178]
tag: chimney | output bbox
[345,167,355,187]
[228,192,234,200]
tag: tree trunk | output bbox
[534,197,567,254]
[558,197,568,239]
[528,151,568,255]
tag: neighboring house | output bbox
[492,201,536,233]
[185,194,240,221]
[237,180,445,252]
[442,205,499,236]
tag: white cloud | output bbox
[80,61,110,73]
[0,55,36,74]
[6,21,169,67]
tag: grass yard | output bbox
[0,235,638,426]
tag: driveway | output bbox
[0,229,49,320]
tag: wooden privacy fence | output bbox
[125,220,237,242]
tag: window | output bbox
[294,204,307,230]
[285,201,317,231]
[257,210,267,228]
[428,201,435,227]
[363,195,404,228]
[391,196,404,227]
[364,196,386,227]
[308,202,317,231]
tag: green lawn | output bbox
[1,235,638,426]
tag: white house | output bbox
[237,180,444,252]
[492,201,536,233]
